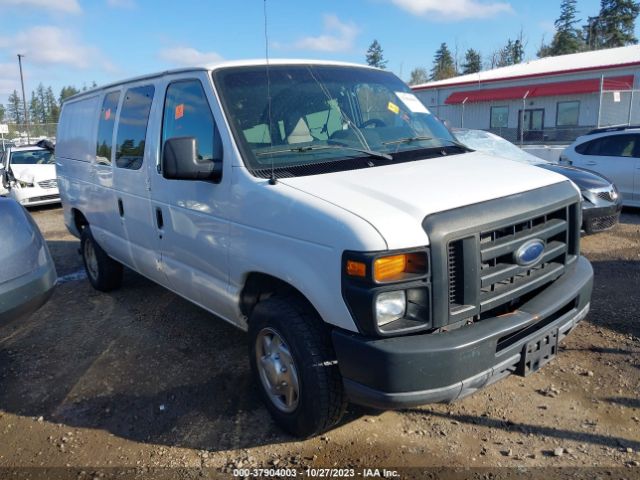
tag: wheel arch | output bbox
[71,208,89,235]
[240,272,321,322]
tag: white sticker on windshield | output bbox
[395,92,430,114]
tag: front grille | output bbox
[444,203,579,323]
[595,190,615,202]
[423,183,581,328]
[38,179,58,189]
[476,207,569,314]
[448,241,464,306]
[26,194,59,203]
[586,213,619,233]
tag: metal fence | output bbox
[0,123,57,147]
[598,89,640,127]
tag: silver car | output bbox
[0,197,57,323]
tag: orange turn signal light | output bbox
[374,255,407,282]
[346,260,366,277]
[374,252,426,283]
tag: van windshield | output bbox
[213,65,460,176]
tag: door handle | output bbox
[585,161,597,166]
[117,198,124,217]
[155,207,164,230]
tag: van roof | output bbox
[63,59,380,103]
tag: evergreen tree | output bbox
[36,83,47,123]
[462,49,482,74]
[0,104,5,123]
[29,92,40,125]
[408,67,429,85]
[539,0,584,57]
[366,40,387,69]
[430,43,457,81]
[45,87,60,123]
[586,0,640,49]
[7,90,23,124]
[59,85,80,104]
[496,39,524,67]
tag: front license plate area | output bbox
[517,328,559,377]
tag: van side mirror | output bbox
[162,137,222,182]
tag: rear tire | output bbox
[249,294,347,438]
[80,226,123,292]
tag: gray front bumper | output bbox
[333,256,593,409]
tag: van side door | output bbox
[111,84,165,284]
[149,74,232,319]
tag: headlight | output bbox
[342,248,431,336]
[375,291,406,327]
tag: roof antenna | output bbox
[263,0,277,185]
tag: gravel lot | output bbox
[0,205,638,477]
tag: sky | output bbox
[0,0,637,109]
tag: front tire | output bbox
[80,226,123,292]
[249,294,347,437]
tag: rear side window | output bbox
[96,91,120,165]
[161,79,221,165]
[115,85,155,170]
[579,134,637,157]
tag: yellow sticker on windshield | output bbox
[387,102,400,114]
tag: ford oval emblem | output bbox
[514,239,545,267]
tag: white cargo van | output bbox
[56,60,593,437]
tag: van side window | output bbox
[96,91,120,165]
[162,80,221,167]
[115,85,155,170]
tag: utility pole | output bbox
[17,54,30,144]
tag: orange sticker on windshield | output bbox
[175,104,184,119]
[105,108,111,120]
[387,102,400,114]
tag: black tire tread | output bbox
[80,227,123,292]
[250,293,347,437]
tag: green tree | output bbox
[0,104,5,123]
[366,40,387,69]
[539,0,585,57]
[462,48,482,74]
[59,85,80,104]
[408,67,429,85]
[7,90,23,124]
[29,92,40,125]
[496,38,524,67]
[585,0,640,49]
[430,43,457,81]
[45,87,60,123]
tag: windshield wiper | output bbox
[383,135,433,145]
[383,136,472,151]
[256,144,392,161]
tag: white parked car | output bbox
[560,126,640,207]
[56,60,593,437]
[1,143,60,207]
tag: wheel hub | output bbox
[84,239,99,280]
[256,327,300,413]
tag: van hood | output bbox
[279,151,569,250]
[10,164,57,184]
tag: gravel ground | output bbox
[0,205,638,478]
